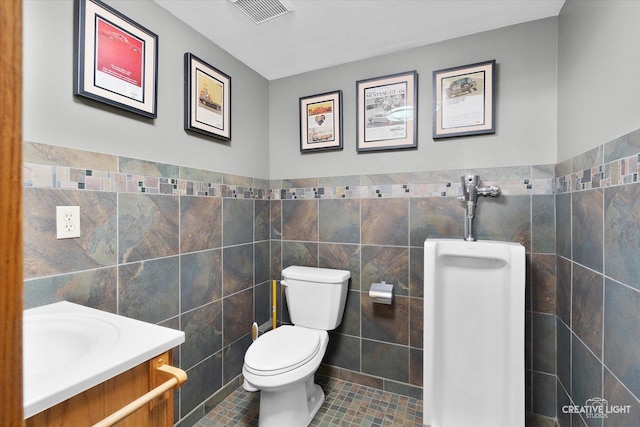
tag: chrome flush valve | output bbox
[459,175,501,241]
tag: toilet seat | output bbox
[244,326,321,376]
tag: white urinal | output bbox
[423,239,525,427]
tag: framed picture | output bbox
[184,53,231,142]
[73,0,158,118]
[299,90,343,152]
[433,60,495,139]
[356,70,418,152]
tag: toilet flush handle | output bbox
[280,279,289,287]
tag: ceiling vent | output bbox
[229,0,292,24]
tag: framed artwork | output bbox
[299,90,343,152]
[356,70,418,152]
[184,53,231,142]
[73,0,158,118]
[433,60,495,139]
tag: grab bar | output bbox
[92,364,187,427]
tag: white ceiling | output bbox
[154,0,565,80]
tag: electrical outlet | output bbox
[56,206,81,239]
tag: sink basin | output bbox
[23,301,185,419]
[23,313,119,378]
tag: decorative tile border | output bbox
[23,128,640,199]
[270,177,553,200]
[24,159,554,201]
[555,152,640,194]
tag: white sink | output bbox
[24,313,119,378]
[23,301,185,418]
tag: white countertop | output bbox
[23,301,185,418]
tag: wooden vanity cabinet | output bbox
[26,351,177,427]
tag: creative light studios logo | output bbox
[562,397,632,419]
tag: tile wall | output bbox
[22,141,271,424]
[24,130,640,426]
[553,128,640,427]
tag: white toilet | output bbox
[242,266,350,427]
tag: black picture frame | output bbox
[184,53,232,142]
[356,70,418,152]
[73,0,158,118]
[433,60,496,139]
[299,90,343,153]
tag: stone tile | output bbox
[119,156,179,178]
[181,352,223,418]
[556,256,572,326]
[573,145,603,173]
[532,371,556,418]
[270,200,282,240]
[179,165,222,184]
[180,249,222,312]
[604,183,640,290]
[532,194,556,254]
[361,293,409,345]
[361,198,408,246]
[361,339,409,383]
[361,245,409,296]
[603,368,640,427]
[604,279,640,399]
[409,297,423,349]
[572,264,603,357]
[556,192,572,260]
[409,247,424,298]
[474,195,531,249]
[572,336,603,417]
[556,318,571,395]
[572,189,603,273]
[23,188,117,279]
[531,254,556,314]
[318,243,360,291]
[118,193,179,263]
[254,240,271,285]
[23,141,118,171]
[333,289,360,337]
[180,196,222,253]
[282,241,318,269]
[410,197,464,245]
[255,199,270,242]
[533,312,556,375]
[223,244,254,296]
[325,332,361,372]
[223,334,252,384]
[282,199,318,241]
[409,348,423,387]
[319,198,360,243]
[604,128,640,164]
[119,256,180,323]
[223,198,254,246]
[223,288,253,346]
[23,267,117,312]
[181,300,223,370]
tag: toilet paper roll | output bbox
[369,281,394,304]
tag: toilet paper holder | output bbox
[369,281,394,304]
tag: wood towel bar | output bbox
[92,364,187,427]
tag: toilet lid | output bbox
[244,326,321,376]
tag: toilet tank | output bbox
[281,266,350,330]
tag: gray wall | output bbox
[23,0,271,179]
[558,0,640,162]
[269,17,558,179]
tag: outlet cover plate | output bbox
[56,206,81,239]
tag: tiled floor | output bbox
[194,375,424,426]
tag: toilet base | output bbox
[257,375,325,427]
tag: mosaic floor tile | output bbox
[194,375,423,427]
